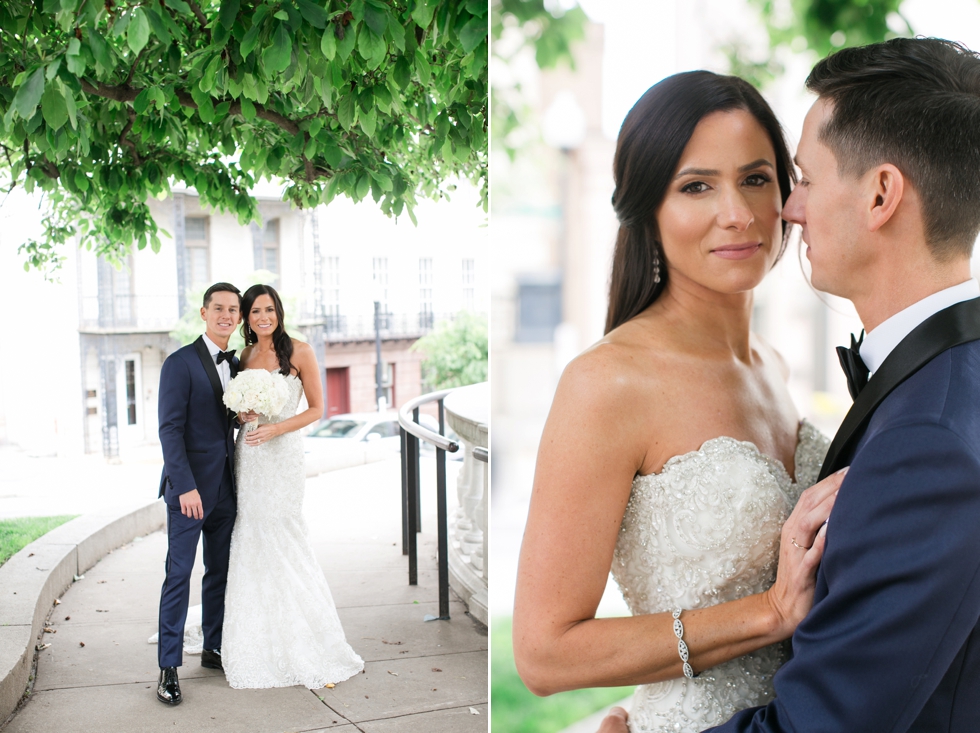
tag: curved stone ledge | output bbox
[0,500,166,723]
[445,382,489,626]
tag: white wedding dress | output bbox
[222,373,364,689]
[612,420,829,733]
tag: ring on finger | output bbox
[790,538,811,551]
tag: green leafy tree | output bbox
[491,0,586,156]
[412,310,486,390]
[0,0,487,273]
[728,0,913,88]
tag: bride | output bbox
[221,283,363,689]
[513,72,843,732]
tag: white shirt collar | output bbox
[860,279,980,373]
[202,333,225,358]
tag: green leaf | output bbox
[295,0,329,29]
[337,93,356,130]
[336,24,357,61]
[219,0,240,30]
[363,2,387,36]
[240,21,263,59]
[415,50,431,84]
[359,106,376,137]
[273,10,289,21]
[321,143,341,167]
[308,117,324,138]
[320,27,337,60]
[134,88,152,114]
[355,172,370,199]
[85,28,114,71]
[148,87,166,111]
[46,58,62,81]
[263,23,292,74]
[74,169,89,191]
[41,82,68,130]
[240,96,256,120]
[358,28,386,66]
[164,0,192,13]
[145,6,173,45]
[393,56,412,89]
[458,15,486,54]
[128,8,151,55]
[64,89,77,129]
[412,0,434,28]
[13,68,45,121]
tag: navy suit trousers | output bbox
[157,463,236,668]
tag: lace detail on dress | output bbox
[612,420,830,732]
[223,374,364,689]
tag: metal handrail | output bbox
[397,389,459,622]
[397,390,460,453]
[473,447,488,463]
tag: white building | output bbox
[1,182,486,460]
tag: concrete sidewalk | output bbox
[1,457,487,733]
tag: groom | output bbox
[156,282,241,705]
[599,37,980,733]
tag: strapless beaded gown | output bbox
[222,373,364,689]
[612,420,829,732]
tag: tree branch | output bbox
[119,110,141,166]
[79,79,301,136]
[184,0,212,42]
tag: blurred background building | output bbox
[491,0,980,729]
[0,182,487,461]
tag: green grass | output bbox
[0,516,78,566]
[492,617,634,733]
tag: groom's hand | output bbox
[596,707,629,733]
[179,489,204,520]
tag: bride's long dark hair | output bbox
[240,284,295,376]
[606,71,797,334]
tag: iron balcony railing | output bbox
[397,389,460,621]
[318,312,455,342]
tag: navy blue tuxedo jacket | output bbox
[158,336,238,510]
[710,300,980,732]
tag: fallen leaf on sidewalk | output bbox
[72,575,83,582]
[432,668,442,672]
[79,642,85,647]
[43,627,55,633]
[64,616,70,621]
[469,708,480,715]
[53,598,61,605]
[387,671,398,676]
[36,644,50,651]
[325,683,335,689]
[28,553,33,557]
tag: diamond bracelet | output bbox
[672,609,698,679]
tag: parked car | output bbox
[304,412,402,455]
[304,411,463,461]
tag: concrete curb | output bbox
[0,500,166,723]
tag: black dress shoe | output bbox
[201,648,223,671]
[157,667,181,705]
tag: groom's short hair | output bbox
[807,37,980,260]
[203,282,241,308]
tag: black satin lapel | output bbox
[193,337,227,421]
[819,297,980,480]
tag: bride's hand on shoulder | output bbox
[765,467,847,637]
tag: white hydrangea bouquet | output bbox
[223,369,290,432]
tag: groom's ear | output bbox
[866,163,905,233]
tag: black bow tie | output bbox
[216,349,236,365]
[836,331,869,400]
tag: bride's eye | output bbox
[681,181,709,194]
[743,173,771,187]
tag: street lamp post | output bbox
[374,300,385,412]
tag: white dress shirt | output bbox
[202,333,232,391]
[860,279,980,374]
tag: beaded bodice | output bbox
[612,420,829,732]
